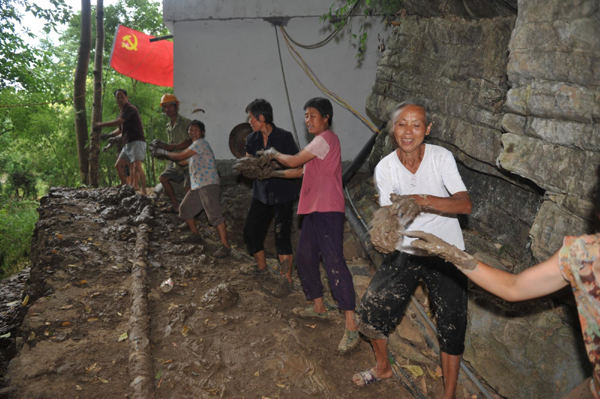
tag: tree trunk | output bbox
[88,0,104,187]
[73,0,92,185]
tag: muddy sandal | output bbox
[338,329,361,354]
[292,306,329,319]
[352,368,382,387]
[240,264,268,276]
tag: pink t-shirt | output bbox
[297,130,345,215]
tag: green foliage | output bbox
[0,199,38,277]
[0,0,72,89]
[321,0,403,57]
[0,0,172,276]
[0,0,171,190]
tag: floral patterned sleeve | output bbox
[559,234,600,398]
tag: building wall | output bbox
[163,0,388,161]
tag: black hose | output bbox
[341,122,385,187]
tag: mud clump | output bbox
[370,194,424,254]
[370,206,402,254]
[200,283,239,311]
[235,155,278,180]
[103,225,135,241]
[0,268,30,374]
[121,194,152,215]
[132,205,154,226]
[99,206,124,220]
[95,186,146,220]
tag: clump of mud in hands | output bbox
[370,194,428,254]
[405,231,478,272]
[235,153,280,180]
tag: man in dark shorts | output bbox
[150,94,192,212]
[95,89,147,194]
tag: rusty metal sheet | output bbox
[229,122,252,159]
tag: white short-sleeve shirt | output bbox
[374,144,468,255]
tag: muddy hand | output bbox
[151,147,170,160]
[405,231,478,271]
[369,206,402,254]
[100,132,113,141]
[389,194,424,227]
[234,157,261,179]
[261,169,285,180]
[150,138,167,149]
[256,147,280,161]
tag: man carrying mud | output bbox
[352,101,472,399]
[150,94,192,213]
[94,89,147,195]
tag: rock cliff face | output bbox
[501,0,599,261]
[364,0,599,397]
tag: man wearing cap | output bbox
[151,94,192,212]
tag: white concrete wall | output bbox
[163,0,388,160]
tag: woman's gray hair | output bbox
[387,100,432,137]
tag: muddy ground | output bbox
[0,183,488,398]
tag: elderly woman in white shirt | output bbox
[352,101,472,399]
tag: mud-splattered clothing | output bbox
[245,125,299,205]
[118,102,145,144]
[375,144,466,255]
[297,130,345,215]
[243,125,298,256]
[359,144,469,355]
[188,138,219,190]
[243,197,294,255]
[357,251,468,354]
[296,212,356,311]
[179,184,224,226]
[559,234,600,399]
[295,130,355,310]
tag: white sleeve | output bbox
[304,135,330,160]
[440,151,467,194]
[374,161,395,207]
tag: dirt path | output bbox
[2,185,483,398]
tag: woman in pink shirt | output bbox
[263,97,360,354]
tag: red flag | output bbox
[109,25,173,87]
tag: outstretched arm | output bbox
[152,147,195,162]
[94,118,125,129]
[407,231,568,302]
[164,139,193,151]
[467,251,566,301]
[410,191,472,215]
[267,168,303,179]
[260,147,316,168]
[166,147,195,162]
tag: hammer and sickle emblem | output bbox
[122,33,138,51]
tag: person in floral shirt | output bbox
[152,120,231,258]
[405,167,600,399]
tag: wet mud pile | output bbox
[1,184,485,398]
[234,154,279,180]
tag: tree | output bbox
[73,0,91,185]
[88,0,104,187]
[0,0,71,89]
[322,0,403,57]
